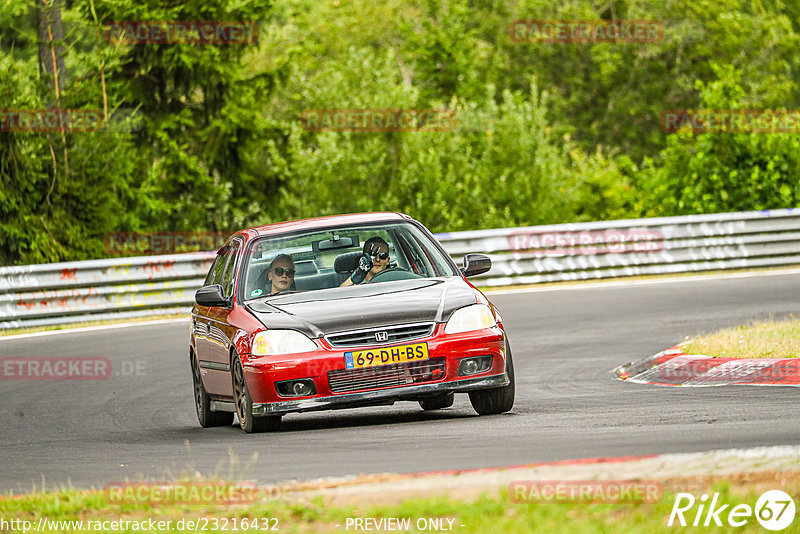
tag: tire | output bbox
[468,340,515,415]
[191,354,234,428]
[231,352,281,433]
[419,392,455,411]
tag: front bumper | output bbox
[251,372,509,415]
[241,324,506,404]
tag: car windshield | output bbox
[241,221,458,299]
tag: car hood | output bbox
[245,277,478,338]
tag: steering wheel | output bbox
[368,267,420,283]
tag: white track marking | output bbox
[0,318,189,341]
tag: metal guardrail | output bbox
[437,208,800,286]
[1,209,798,329]
[0,254,215,329]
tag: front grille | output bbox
[325,322,435,348]
[328,358,446,393]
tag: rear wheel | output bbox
[191,354,234,427]
[232,352,281,433]
[468,340,515,415]
[419,392,454,411]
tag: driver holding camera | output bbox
[340,236,391,286]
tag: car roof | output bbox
[241,212,414,240]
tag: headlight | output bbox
[252,330,317,356]
[444,304,496,334]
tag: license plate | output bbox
[344,343,429,370]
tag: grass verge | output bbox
[682,317,800,359]
[2,474,799,533]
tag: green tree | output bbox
[0,0,280,264]
[0,2,142,264]
[75,0,280,232]
[643,65,800,215]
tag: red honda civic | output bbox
[190,212,515,433]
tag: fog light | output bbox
[462,359,479,375]
[293,382,310,395]
[458,356,492,376]
[276,379,317,397]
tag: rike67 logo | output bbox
[668,490,796,531]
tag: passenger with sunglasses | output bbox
[267,254,296,295]
[340,236,391,287]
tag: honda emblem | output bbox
[375,331,388,342]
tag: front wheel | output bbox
[192,353,234,428]
[468,340,515,415]
[232,352,281,433]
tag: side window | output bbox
[204,247,230,286]
[220,240,241,298]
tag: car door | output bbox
[194,239,241,396]
[193,247,228,365]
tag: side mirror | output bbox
[195,284,229,307]
[460,253,491,278]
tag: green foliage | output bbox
[0,33,140,264]
[254,4,637,233]
[0,0,277,264]
[72,0,280,232]
[266,63,630,232]
[467,0,800,162]
[643,65,800,215]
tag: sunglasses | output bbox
[372,252,389,260]
[272,267,295,277]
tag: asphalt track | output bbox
[1,271,799,493]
